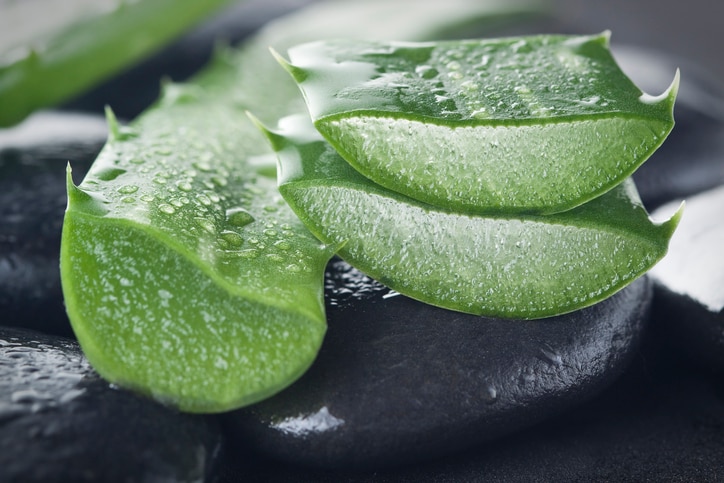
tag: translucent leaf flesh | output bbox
[280,33,679,214]
[265,114,683,319]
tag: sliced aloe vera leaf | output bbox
[260,114,683,320]
[60,0,538,412]
[61,94,332,413]
[0,0,238,127]
[277,33,679,214]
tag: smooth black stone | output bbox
[221,328,724,482]
[0,112,106,337]
[650,185,724,370]
[615,46,724,210]
[0,326,223,483]
[225,260,651,470]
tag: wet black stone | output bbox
[649,185,724,370]
[0,112,106,337]
[225,329,724,482]
[0,326,223,483]
[224,260,651,470]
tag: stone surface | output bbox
[225,260,652,470]
[0,326,223,483]
[220,329,724,482]
[650,185,724,370]
[0,112,105,337]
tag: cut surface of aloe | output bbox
[262,114,683,319]
[279,33,679,214]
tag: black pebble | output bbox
[224,260,652,470]
[0,326,224,483]
[0,112,107,337]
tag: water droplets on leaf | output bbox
[158,204,176,215]
[226,207,255,228]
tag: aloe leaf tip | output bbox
[640,67,680,111]
[104,105,121,141]
[269,47,307,83]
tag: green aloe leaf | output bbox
[60,0,540,412]
[277,33,679,214]
[0,0,235,127]
[61,95,332,413]
[259,114,683,320]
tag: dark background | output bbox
[554,0,722,81]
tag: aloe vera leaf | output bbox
[60,0,538,412]
[260,114,683,320]
[277,33,679,214]
[61,97,332,413]
[0,0,236,127]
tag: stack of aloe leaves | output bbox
[52,0,684,415]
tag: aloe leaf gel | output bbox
[60,0,539,412]
[278,33,679,214]
[262,114,683,319]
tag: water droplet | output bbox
[539,345,563,366]
[193,161,212,172]
[129,158,145,165]
[197,194,212,206]
[226,208,255,227]
[170,199,184,208]
[263,205,279,213]
[158,204,176,215]
[177,181,193,192]
[266,253,285,263]
[211,176,228,187]
[274,240,291,251]
[95,167,126,182]
[471,108,488,119]
[220,230,243,248]
[153,177,167,185]
[483,384,498,404]
[264,229,278,238]
[194,217,215,234]
[140,194,154,203]
[117,185,139,194]
[121,196,135,204]
[286,263,301,273]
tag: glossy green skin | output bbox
[62,83,331,413]
[60,0,539,412]
[280,33,679,214]
[264,114,683,320]
[0,0,234,127]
